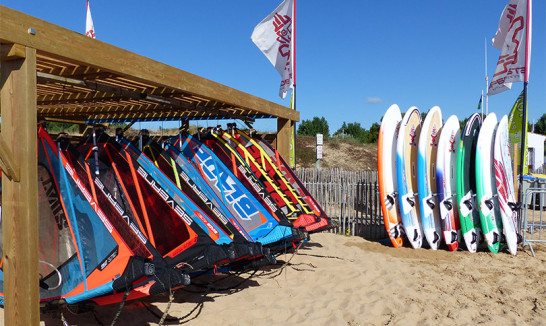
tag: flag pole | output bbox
[518,81,528,205]
[484,37,489,115]
[291,0,297,168]
[518,0,532,209]
[250,0,296,166]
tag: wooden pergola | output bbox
[0,6,298,325]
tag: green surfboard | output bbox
[456,113,483,252]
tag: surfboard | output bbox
[494,115,518,255]
[456,113,483,253]
[378,104,404,248]
[396,106,423,249]
[436,115,461,251]
[417,106,443,249]
[476,113,502,253]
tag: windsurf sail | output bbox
[167,131,307,249]
[232,125,338,232]
[135,131,252,242]
[210,129,302,218]
[55,132,190,305]
[197,128,294,226]
[217,125,335,233]
[131,131,274,261]
[77,130,238,274]
[1,126,156,306]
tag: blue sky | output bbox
[1,1,544,133]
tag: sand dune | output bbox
[4,232,544,325]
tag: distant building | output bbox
[528,132,546,173]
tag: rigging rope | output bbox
[108,289,130,326]
[157,288,174,326]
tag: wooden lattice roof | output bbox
[0,5,299,124]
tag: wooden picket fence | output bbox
[295,168,387,240]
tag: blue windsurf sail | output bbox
[1,126,156,306]
[77,130,238,273]
[56,132,190,305]
[169,132,306,249]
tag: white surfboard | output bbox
[417,106,443,249]
[436,115,461,251]
[396,106,423,249]
[494,115,518,255]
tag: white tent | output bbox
[528,132,546,173]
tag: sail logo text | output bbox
[137,166,193,226]
[94,177,148,244]
[64,160,114,233]
[193,146,258,221]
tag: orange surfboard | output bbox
[378,104,404,247]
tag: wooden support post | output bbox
[1,44,39,325]
[276,118,293,161]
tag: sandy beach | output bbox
[2,232,544,325]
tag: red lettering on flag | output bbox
[272,12,292,68]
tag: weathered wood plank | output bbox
[1,45,39,325]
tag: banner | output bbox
[86,1,96,39]
[251,0,294,99]
[488,0,532,95]
[508,90,528,174]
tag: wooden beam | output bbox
[1,45,39,325]
[0,6,299,122]
[276,118,293,162]
[0,43,26,61]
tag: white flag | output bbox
[488,0,532,95]
[86,1,96,39]
[251,0,294,99]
